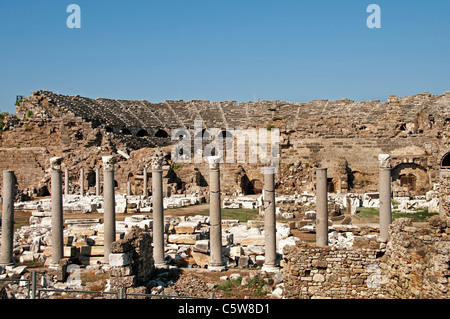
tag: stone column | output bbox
[262,167,279,272]
[143,167,148,198]
[0,170,15,266]
[102,156,116,264]
[80,168,85,197]
[315,168,328,247]
[379,154,392,242]
[208,156,225,271]
[50,157,63,268]
[96,167,101,196]
[127,181,132,196]
[64,168,69,196]
[152,151,167,268]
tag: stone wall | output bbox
[282,217,450,299]
[282,239,384,299]
[2,90,449,196]
[108,226,154,292]
[381,217,450,299]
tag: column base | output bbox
[208,264,226,272]
[154,263,169,269]
[262,264,280,273]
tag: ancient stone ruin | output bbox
[0,90,449,299]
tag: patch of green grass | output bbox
[222,208,259,222]
[393,209,438,222]
[218,276,242,297]
[354,207,438,222]
[243,275,266,296]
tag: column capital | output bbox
[102,155,116,171]
[208,156,221,169]
[151,150,164,170]
[262,166,276,175]
[378,154,391,169]
[50,157,63,171]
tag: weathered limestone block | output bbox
[80,245,104,256]
[241,235,265,246]
[168,234,200,245]
[109,253,131,267]
[191,252,209,268]
[193,239,210,253]
[175,221,200,234]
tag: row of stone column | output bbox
[314,154,393,246]
[0,153,393,269]
[64,166,149,197]
[47,155,158,267]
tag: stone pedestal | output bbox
[261,167,279,272]
[379,154,392,242]
[208,156,226,271]
[50,157,63,268]
[152,151,167,268]
[0,170,15,266]
[316,168,328,247]
[103,156,116,264]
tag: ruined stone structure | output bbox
[0,90,449,204]
[283,216,450,299]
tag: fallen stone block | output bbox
[64,246,76,258]
[229,246,244,258]
[191,252,209,268]
[168,234,200,245]
[237,256,249,268]
[80,245,104,256]
[305,211,316,219]
[245,245,265,255]
[175,221,200,234]
[222,233,233,246]
[241,235,265,246]
[193,239,210,253]
[282,212,294,219]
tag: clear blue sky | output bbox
[1,0,449,114]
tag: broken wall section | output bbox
[108,226,154,292]
[282,216,450,299]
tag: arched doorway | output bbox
[136,129,149,137]
[399,173,417,192]
[441,152,450,168]
[392,163,429,195]
[155,129,169,138]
